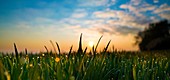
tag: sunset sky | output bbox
[0,0,170,52]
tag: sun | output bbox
[88,41,94,48]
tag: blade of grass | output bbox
[68,45,73,58]
[92,46,95,55]
[103,40,111,53]
[69,45,73,54]
[78,33,83,53]
[14,43,19,59]
[94,35,103,53]
[25,48,27,55]
[103,68,115,79]
[83,47,87,56]
[133,65,137,80]
[50,40,57,54]
[0,60,6,80]
[44,46,49,53]
[56,42,60,55]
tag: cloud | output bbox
[130,0,142,5]
[153,4,170,14]
[139,4,156,12]
[120,2,156,18]
[152,3,170,20]
[106,19,145,33]
[89,3,168,35]
[78,0,108,7]
[93,10,135,21]
[120,4,144,17]
[61,18,146,36]
[61,6,155,36]
[115,26,141,35]
[87,21,142,35]
[93,9,151,26]
[153,0,159,3]
[93,11,117,18]
[106,0,117,7]
[78,0,116,7]
[71,9,88,18]
[120,5,135,10]
[13,0,170,37]
[71,12,88,18]
[159,13,170,20]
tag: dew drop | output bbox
[37,56,39,59]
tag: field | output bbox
[0,50,170,80]
[0,35,170,80]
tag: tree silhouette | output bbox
[135,19,170,51]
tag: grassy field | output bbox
[0,35,170,80]
[0,50,170,80]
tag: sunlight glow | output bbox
[88,41,94,48]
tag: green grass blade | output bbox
[78,33,83,53]
[44,46,49,53]
[68,45,73,58]
[104,40,111,53]
[56,42,61,55]
[133,65,137,80]
[69,45,73,54]
[50,40,57,54]
[14,43,19,59]
[0,60,6,80]
[94,35,103,53]
[25,48,27,55]
[92,46,95,54]
[83,47,87,55]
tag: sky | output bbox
[0,0,170,53]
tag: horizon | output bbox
[0,0,170,52]
[0,34,137,53]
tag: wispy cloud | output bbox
[153,0,159,3]
[78,0,116,7]
[60,0,170,36]
[71,9,88,18]
[159,13,170,19]
[13,0,170,37]
[93,11,117,18]
[78,0,108,7]
[130,0,142,5]
[153,4,170,14]
[152,3,170,20]
[120,2,156,18]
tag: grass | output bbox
[0,34,170,80]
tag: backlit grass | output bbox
[0,34,170,80]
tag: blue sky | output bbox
[0,0,170,52]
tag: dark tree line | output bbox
[135,19,170,51]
